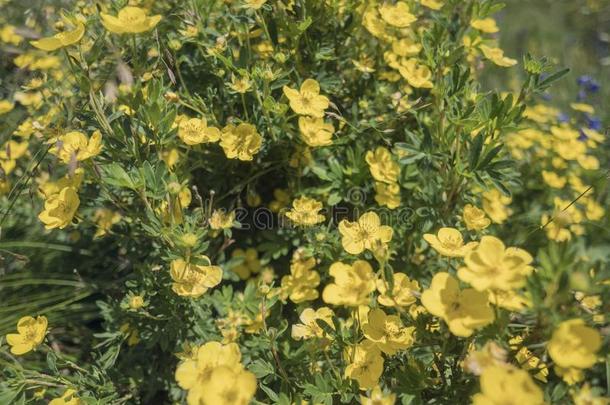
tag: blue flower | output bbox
[586,116,602,131]
[578,129,588,141]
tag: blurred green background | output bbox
[494,0,609,122]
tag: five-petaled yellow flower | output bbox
[283,79,329,118]
[285,196,325,226]
[470,18,499,33]
[462,204,491,230]
[38,186,80,229]
[101,6,162,34]
[365,147,400,184]
[472,365,545,405]
[376,272,419,308]
[423,227,477,257]
[298,116,334,147]
[338,211,393,255]
[175,341,256,405]
[421,272,494,337]
[31,20,85,51]
[291,307,335,341]
[170,257,223,298]
[178,117,221,145]
[280,252,320,303]
[379,2,416,28]
[480,45,517,67]
[220,123,262,161]
[6,315,48,355]
[345,340,384,390]
[548,319,601,372]
[458,236,533,291]
[322,260,376,306]
[362,308,415,355]
[49,130,103,163]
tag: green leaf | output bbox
[102,163,135,189]
[469,133,484,169]
[249,359,275,378]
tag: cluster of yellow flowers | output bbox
[508,102,605,242]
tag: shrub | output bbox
[0,0,608,404]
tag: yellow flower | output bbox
[365,147,400,184]
[298,117,334,147]
[470,18,499,33]
[423,227,477,257]
[209,209,236,230]
[30,21,85,51]
[572,384,610,405]
[345,340,384,390]
[280,252,320,303]
[175,341,256,405]
[392,38,422,57]
[362,9,388,39]
[472,365,545,405]
[362,308,415,355]
[421,0,443,10]
[463,342,507,375]
[378,2,416,28]
[421,272,494,337]
[555,365,584,385]
[178,118,221,145]
[220,123,262,161]
[0,25,23,45]
[374,182,401,209]
[322,260,376,306]
[269,188,290,212]
[14,91,43,108]
[570,103,595,114]
[338,211,393,255]
[291,307,335,340]
[283,79,330,118]
[244,0,267,10]
[228,75,252,93]
[93,208,121,238]
[49,130,103,163]
[49,389,81,405]
[232,248,261,279]
[585,199,605,222]
[360,386,396,405]
[398,59,434,88]
[352,58,376,73]
[199,365,257,405]
[541,197,584,242]
[482,189,512,223]
[38,169,84,198]
[38,187,80,229]
[170,257,223,297]
[6,315,48,355]
[0,99,15,114]
[285,196,325,226]
[548,319,601,370]
[488,289,530,311]
[100,6,162,34]
[462,204,490,231]
[376,272,419,308]
[541,170,566,188]
[480,45,517,67]
[129,295,145,310]
[458,236,533,291]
